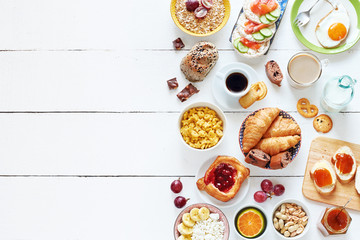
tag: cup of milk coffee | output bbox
[287,52,328,89]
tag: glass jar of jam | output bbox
[317,207,352,236]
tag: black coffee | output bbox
[226,72,248,93]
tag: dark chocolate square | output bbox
[177,83,199,102]
[167,77,178,90]
[173,38,185,50]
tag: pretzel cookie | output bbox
[297,98,318,118]
[313,114,333,133]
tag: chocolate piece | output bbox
[265,60,283,86]
[270,151,291,169]
[245,149,271,168]
[177,83,199,102]
[173,38,185,50]
[167,78,178,90]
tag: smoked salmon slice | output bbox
[240,37,261,50]
[244,20,269,34]
[250,0,278,16]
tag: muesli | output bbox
[175,0,225,34]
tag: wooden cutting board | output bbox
[302,137,360,211]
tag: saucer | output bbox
[212,62,259,109]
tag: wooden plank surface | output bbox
[0,50,358,111]
[1,176,359,240]
[0,0,359,239]
[303,137,360,211]
[0,112,357,176]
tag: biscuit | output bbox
[239,81,267,109]
[313,114,333,133]
[297,98,318,118]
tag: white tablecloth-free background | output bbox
[0,0,359,239]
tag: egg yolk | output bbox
[328,23,347,41]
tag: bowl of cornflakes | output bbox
[178,102,226,151]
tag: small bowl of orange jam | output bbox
[317,207,352,236]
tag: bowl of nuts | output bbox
[178,102,226,151]
[271,199,310,239]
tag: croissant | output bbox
[196,156,250,202]
[263,116,301,138]
[255,135,301,156]
[242,107,280,153]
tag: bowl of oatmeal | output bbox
[170,0,231,37]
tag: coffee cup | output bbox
[287,52,328,89]
[216,68,252,98]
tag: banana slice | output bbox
[199,207,210,220]
[177,223,193,236]
[190,208,201,222]
[178,235,192,240]
[182,213,195,227]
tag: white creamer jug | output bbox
[321,75,356,112]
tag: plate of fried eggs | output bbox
[291,0,360,54]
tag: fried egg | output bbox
[315,4,350,48]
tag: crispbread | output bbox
[232,29,270,58]
[237,13,276,43]
[243,0,280,24]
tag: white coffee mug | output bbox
[216,68,252,98]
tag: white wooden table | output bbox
[0,0,359,239]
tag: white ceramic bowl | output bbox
[233,205,268,239]
[173,203,230,240]
[271,199,310,239]
[178,102,227,151]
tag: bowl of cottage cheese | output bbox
[174,203,229,240]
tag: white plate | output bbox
[195,156,250,208]
[212,62,259,109]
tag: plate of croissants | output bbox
[239,107,301,169]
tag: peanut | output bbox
[273,218,279,230]
[279,219,284,229]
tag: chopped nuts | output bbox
[273,202,308,238]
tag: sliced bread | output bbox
[331,146,357,184]
[355,166,360,195]
[310,160,336,195]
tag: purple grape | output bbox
[194,6,207,18]
[201,0,213,9]
[174,196,189,208]
[254,191,267,203]
[261,179,274,193]
[273,184,285,196]
[185,0,199,11]
[171,178,183,193]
